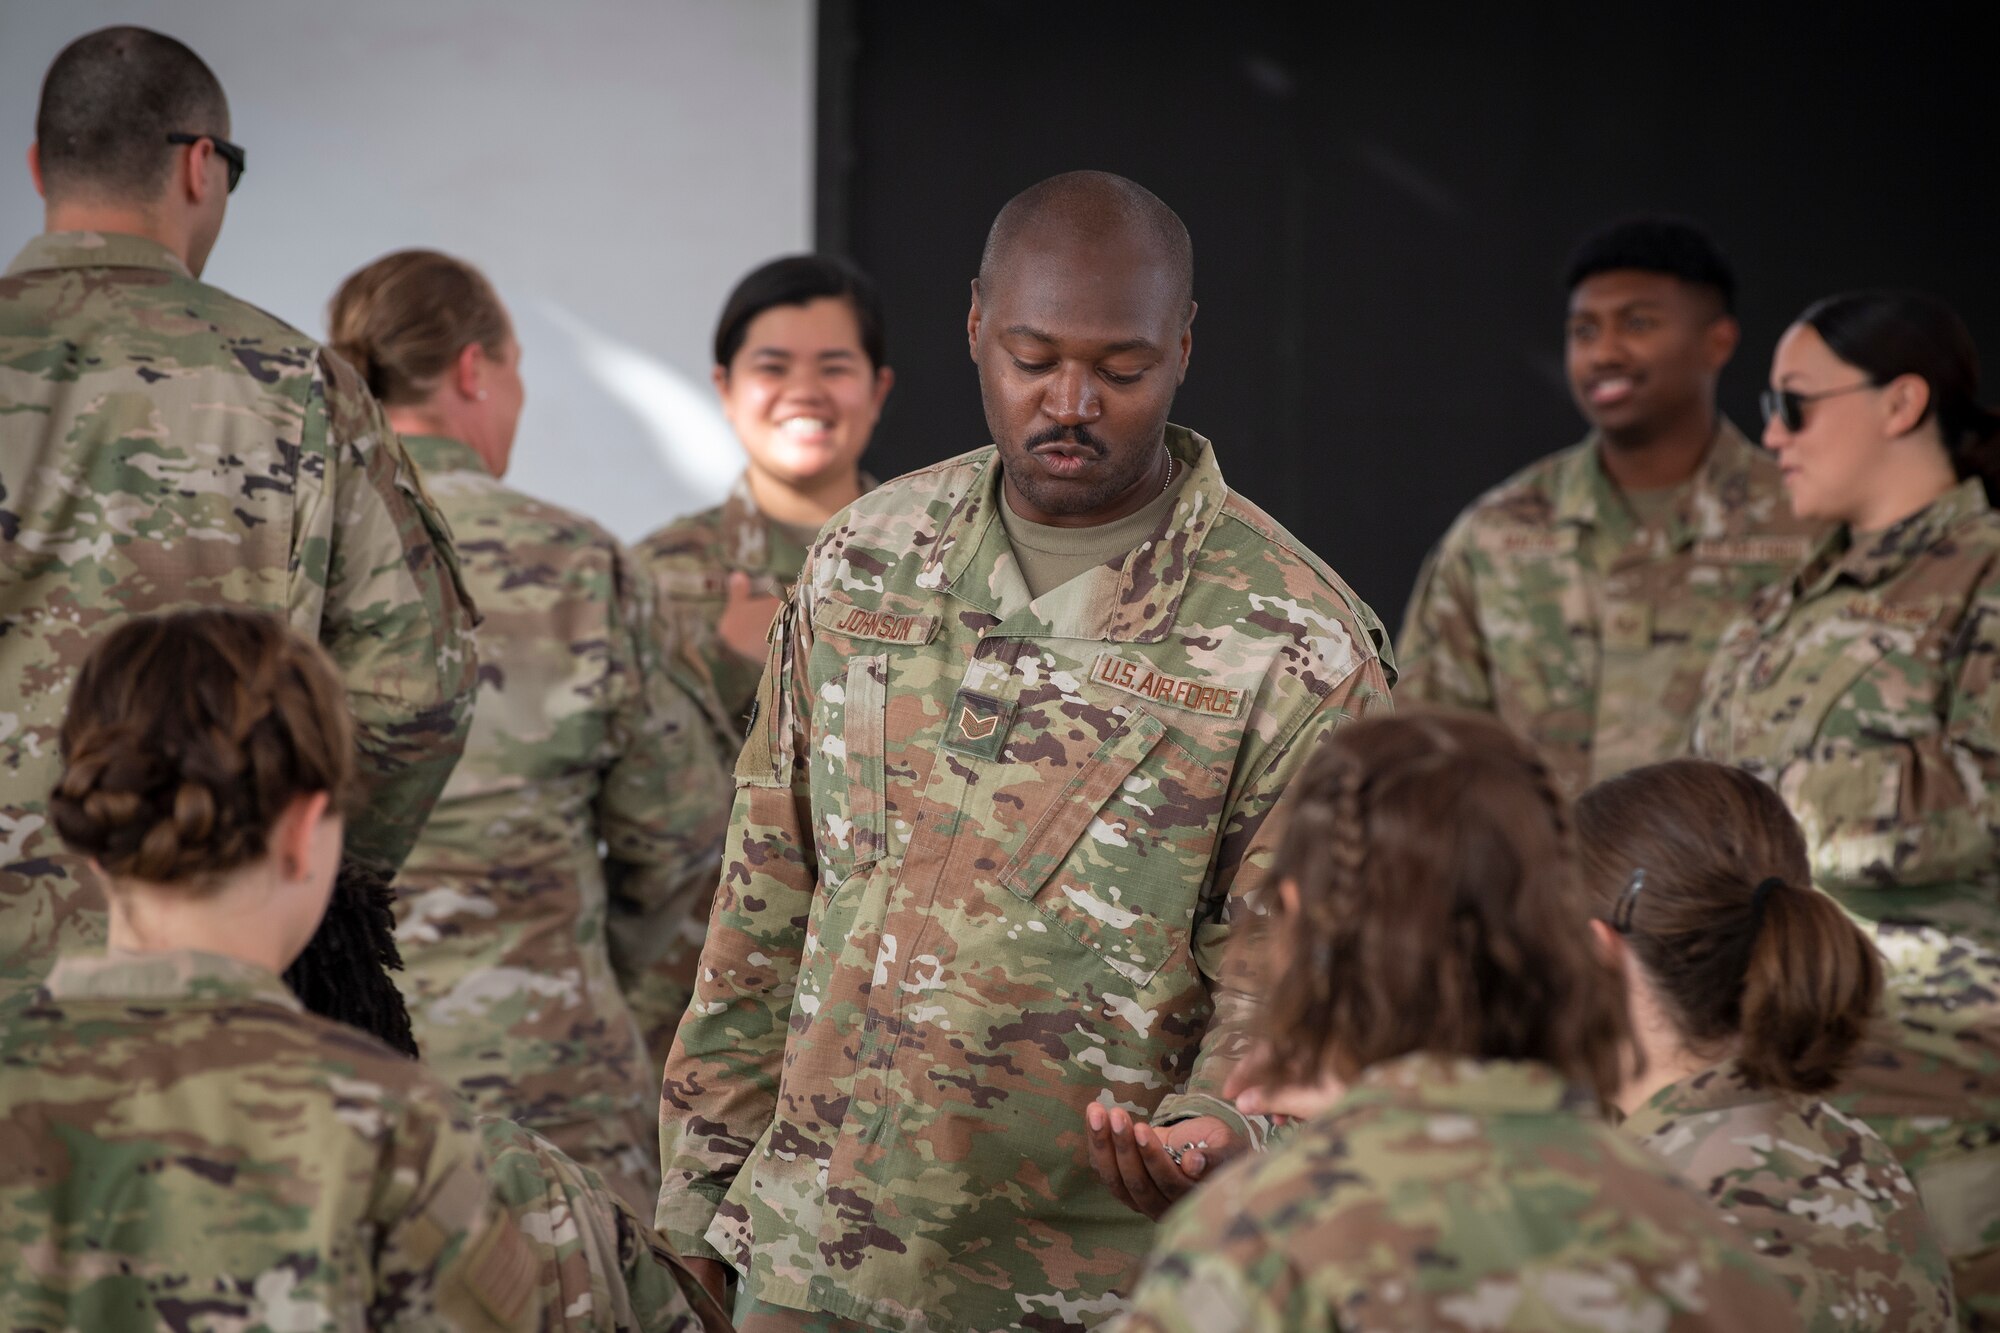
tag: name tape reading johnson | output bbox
[813,601,941,646]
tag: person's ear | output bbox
[1882,372,1932,439]
[28,143,45,200]
[273,791,332,882]
[1176,300,1198,382]
[1277,876,1301,917]
[1589,917,1627,967]
[454,342,485,402]
[711,362,731,401]
[181,136,217,207]
[966,279,983,362]
[1703,313,1740,373]
[870,364,896,413]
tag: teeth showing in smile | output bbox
[1590,376,1635,404]
[779,416,832,437]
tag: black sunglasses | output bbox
[1759,380,1876,433]
[166,132,246,193]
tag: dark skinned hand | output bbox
[1082,1106,1239,1220]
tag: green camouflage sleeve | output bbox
[1395,522,1494,711]
[478,1115,722,1333]
[1796,589,2000,899]
[655,591,815,1261]
[373,1081,536,1331]
[600,546,732,1071]
[306,351,478,874]
[1153,665,1394,1144]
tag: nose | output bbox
[1762,411,1790,451]
[1042,363,1102,425]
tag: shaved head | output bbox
[978,171,1193,322]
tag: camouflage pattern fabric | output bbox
[0,231,479,1000]
[656,427,1395,1333]
[1625,1058,1956,1331]
[0,949,534,1331]
[634,470,873,755]
[1111,1054,1803,1333]
[1398,422,1818,794]
[477,1116,728,1333]
[395,435,729,1216]
[1692,479,2000,1327]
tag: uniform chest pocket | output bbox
[996,708,1225,988]
[807,654,889,883]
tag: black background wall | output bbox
[814,0,1996,637]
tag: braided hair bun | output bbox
[52,609,355,891]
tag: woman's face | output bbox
[716,297,891,490]
[1763,322,1892,525]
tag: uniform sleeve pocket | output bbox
[998,709,1217,988]
[806,653,888,880]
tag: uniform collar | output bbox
[400,433,489,478]
[1336,1052,1595,1118]
[1620,1059,1768,1139]
[1814,477,1992,593]
[42,948,302,1009]
[1552,417,1761,548]
[931,423,1226,643]
[6,229,194,279]
[723,468,879,579]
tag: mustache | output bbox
[1023,423,1107,454]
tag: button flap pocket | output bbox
[998,709,1215,988]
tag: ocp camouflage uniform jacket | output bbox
[0,232,478,999]
[1398,421,1818,794]
[1692,477,2000,1318]
[0,950,534,1332]
[635,469,875,755]
[656,426,1394,1333]
[1112,1055,1802,1333]
[395,436,728,1212]
[1625,1059,1955,1332]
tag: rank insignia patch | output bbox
[944,689,1014,760]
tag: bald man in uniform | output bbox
[654,171,1393,1332]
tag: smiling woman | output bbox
[635,254,893,756]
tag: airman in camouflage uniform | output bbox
[1400,422,1816,792]
[394,434,729,1215]
[1694,477,2000,1324]
[1,28,478,1001]
[1111,1054,1802,1333]
[0,949,532,1331]
[657,420,1393,1330]
[1625,1059,1956,1331]
[1398,217,1821,793]
[477,1116,729,1333]
[637,471,875,754]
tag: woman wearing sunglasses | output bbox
[1692,289,2000,1319]
[1576,759,1955,1331]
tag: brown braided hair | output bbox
[52,609,355,890]
[1576,759,1881,1094]
[1265,709,1627,1106]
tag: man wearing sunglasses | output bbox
[1397,217,1824,795]
[0,27,480,1011]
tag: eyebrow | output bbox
[1003,324,1159,356]
[747,346,861,360]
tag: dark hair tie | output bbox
[1611,868,1646,934]
[1750,876,1783,923]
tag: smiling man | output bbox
[654,171,1393,1332]
[1397,216,1822,793]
